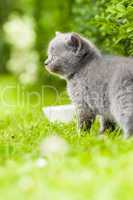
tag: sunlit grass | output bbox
[0,75,133,200]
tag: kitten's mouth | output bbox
[44,58,61,74]
[45,64,60,74]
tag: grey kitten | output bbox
[45,32,133,138]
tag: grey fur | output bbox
[45,32,133,138]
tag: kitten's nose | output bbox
[44,59,49,65]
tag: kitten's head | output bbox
[45,32,100,79]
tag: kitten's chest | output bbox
[67,78,110,114]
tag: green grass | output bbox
[0,75,133,200]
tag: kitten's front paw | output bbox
[99,116,116,135]
[99,127,105,135]
[78,120,92,132]
[123,129,133,139]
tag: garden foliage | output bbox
[72,0,133,55]
[0,0,133,83]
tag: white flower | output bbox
[7,49,39,84]
[35,158,48,168]
[40,135,69,157]
[3,15,39,85]
[3,15,36,49]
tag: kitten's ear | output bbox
[67,33,81,53]
[55,31,61,36]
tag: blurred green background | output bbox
[0,0,74,85]
[0,0,132,85]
